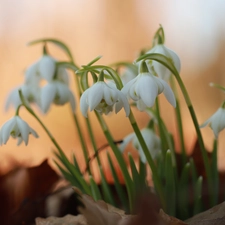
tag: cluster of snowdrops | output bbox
[0,26,224,220]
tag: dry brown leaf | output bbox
[0,159,59,225]
[36,214,86,225]
[186,201,225,225]
[75,188,187,225]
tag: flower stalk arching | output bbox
[135,53,213,205]
[169,76,187,164]
[18,90,91,194]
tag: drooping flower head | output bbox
[146,44,181,80]
[200,102,225,139]
[80,81,130,117]
[40,81,76,113]
[122,62,176,111]
[0,116,39,146]
[120,128,161,163]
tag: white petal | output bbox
[80,90,90,117]
[88,83,104,111]
[122,78,137,96]
[117,91,130,116]
[40,84,56,113]
[5,87,21,111]
[161,79,176,107]
[119,133,135,152]
[16,116,30,145]
[1,117,17,144]
[136,99,147,111]
[39,55,56,81]
[103,85,114,105]
[137,75,157,107]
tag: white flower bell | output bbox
[5,84,41,111]
[120,128,161,163]
[122,71,176,111]
[40,81,76,113]
[200,105,225,139]
[25,55,56,83]
[146,44,181,80]
[80,81,130,117]
[0,116,39,145]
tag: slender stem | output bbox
[175,75,213,202]
[72,112,91,174]
[212,139,219,205]
[94,111,134,211]
[170,76,186,164]
[128,110,166,210]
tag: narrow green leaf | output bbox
[28,38,74,61]
[89,176,102,201]
[211,139,219,205]
[165,150,176,216]
[193,176,203,215]
[107,153,129,211]
[128,154,140,186]
[99,166,115,206]
[178,162,190,219]
[139,158,147,188]
[72,153,82,175]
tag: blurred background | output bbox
[1,0,225,174]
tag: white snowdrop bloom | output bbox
[0,116,39,146]
[5,84,41,111]
[25,55,56,83]
[120,68,137,85]
[200,107,225,139]
[55,67,69,85]
[120,128,161,163]
[146,44,181,80]
[80,81,130,117]
[122,72,176,111]
[40,81,76,113]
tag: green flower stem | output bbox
[155,99,170,153]
[174,74,213,203]
[128,110,166,210]
[19,90,91,193]
[72,112,91,174]
[170,76,186,165]
[212,139,219,205]
[94,111,134,211]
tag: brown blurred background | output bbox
[0,0,225,174]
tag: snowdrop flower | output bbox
[40,81,76,113]
[146,44,181,80]
[80,81,130,117]
[5,84,41,111]
[200,105,225,139]
[120,67,137,85]
[0,116,39,146]
[120,128,161,163]
[122,72,176,111]
[25,55,56,83]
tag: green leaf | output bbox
[28,38,74,61]
[193,176,203,215]
[99,166,115,206]
[178,162,190,219]
[165,149,176,216]
[107,153,129,211]
[89,176,102,201]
